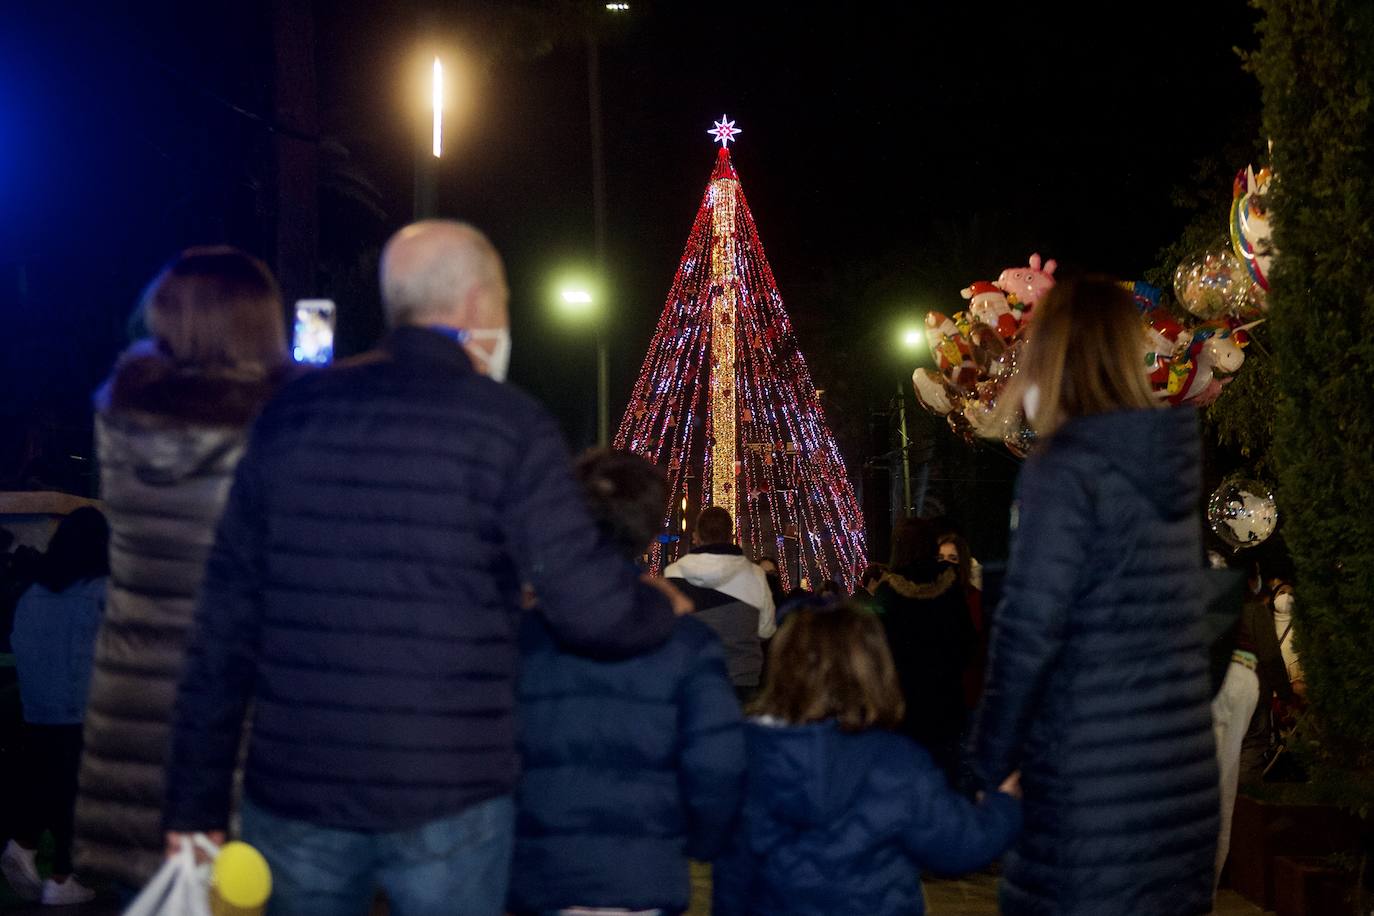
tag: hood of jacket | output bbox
[95,340,291,429]
[94,342,289,485]
[666,546,757,590]
[881,563,958,600]
[1051,407,1200,521]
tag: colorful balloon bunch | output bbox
[911,161,1276,454]
[1142,161,1276,408]
[1139,283,1262,408]
[911,254,1056,456]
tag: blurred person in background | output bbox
[875,518,973,782]
[4,507,109,905]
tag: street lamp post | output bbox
[415,54,442,219]
[895,383,913,517]
[897,325,926,517]
[596,326,609,447]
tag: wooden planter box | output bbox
[1229,793,1361,909]
[1273,855,1357,916]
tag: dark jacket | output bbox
[712,721,1021,916]
[11,579,105,724]
[76,344,283,887]
[665,545,776,688]
[163,327,677,834]
[971,408,1218,916]
[509,614,745,913]
[875,562,973,749]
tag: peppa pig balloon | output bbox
[995,253,1058,313]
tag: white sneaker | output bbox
[40,876,96,906]
[0,840,41,901]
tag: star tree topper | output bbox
[708,115,741,147]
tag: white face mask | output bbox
[466,328,511,382]
[1274,593,1295,614]
[1023,383,1042,422]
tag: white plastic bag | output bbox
[123,834,218,916]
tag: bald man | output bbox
[162,222,685,915]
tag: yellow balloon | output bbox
[212,841,272,909]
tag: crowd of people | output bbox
[0,222,1300,915]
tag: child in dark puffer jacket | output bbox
[713,601,1022,916]
[508,450,745,916]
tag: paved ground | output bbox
[0,864,1266,914]
[685,862,1266,915]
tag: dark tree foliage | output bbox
[1252,0,1374,782]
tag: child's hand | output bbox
[998,771,1022,800]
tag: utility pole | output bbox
[896,383,913,517]
[587,31,610,447]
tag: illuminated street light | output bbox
[900,326,924,349]
[605,3,630,10]
[561,289,594,307]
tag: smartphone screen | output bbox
[293,299,336,365]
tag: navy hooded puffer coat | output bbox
[971,408,1219,915]
[509,614,744,914]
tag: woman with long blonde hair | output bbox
[971,276,1218,915]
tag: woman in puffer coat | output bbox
[971,276,1219,915]
[74,248,291,888]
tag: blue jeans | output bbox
[241,795,515,916]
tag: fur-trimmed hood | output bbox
[94,340,293,429]
[880,565,958,600]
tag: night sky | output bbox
[1,1,1262,552]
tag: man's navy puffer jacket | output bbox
[163,327,677,834]
[713,721,1020,916]
[972,408,1219,915]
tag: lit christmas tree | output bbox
[616,117,867,591]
